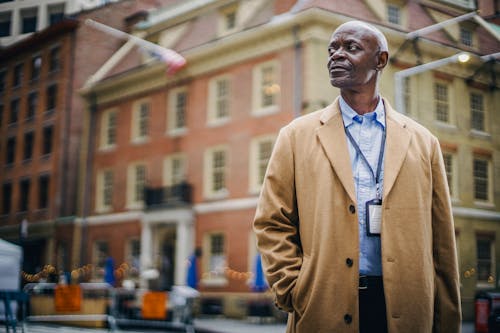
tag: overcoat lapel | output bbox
[383,103,411,198]
[316,100,356,203]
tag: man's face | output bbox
[327,24,381,90]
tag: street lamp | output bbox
[393,52,495,115]
[394,52,470,114]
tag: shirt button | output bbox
[349,205,356,214]
[344,314,352,324]
[345,258,353,267]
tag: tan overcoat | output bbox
[253,97,461,332]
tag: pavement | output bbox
[3,319,475,333]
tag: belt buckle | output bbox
[359,275,368,290]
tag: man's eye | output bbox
[348,45,359,51]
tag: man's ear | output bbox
[376,51,389,71]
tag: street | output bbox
[2,319,475,333]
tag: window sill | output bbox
[433,121,458,132]
[131,137,150,145]
[98,145,116,153]
[473,201,495,209]
[252,105,279,118]
[167,127,187,138]
[470,129,490,140]
[207,117,230,128]
[205,189,229,201]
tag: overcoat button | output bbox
[345,258,353,267]
[344,314,352,324]
[349,205,355,214]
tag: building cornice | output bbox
[84,7,480,105]
[453,206,500,221]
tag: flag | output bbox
[85,19,186,75]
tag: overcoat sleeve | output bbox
[253,127,302,313]
[430,136,462,332]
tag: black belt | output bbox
[359,275,383,290]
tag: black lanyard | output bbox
[344,124,386,200]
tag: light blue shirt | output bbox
[339,96,386,276]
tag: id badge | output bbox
[366,199,382,237]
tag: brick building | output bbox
[81,0,500,319]
[0,0,181,279]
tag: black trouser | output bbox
[359,276,388,333]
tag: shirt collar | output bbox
[339,95,386,129]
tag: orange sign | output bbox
[54,285,82,312]
[142,291,167,320]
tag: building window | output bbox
[442,152,456,198]
[42,126,53,155]
[93,241,109,279]
[470,92,485,132]
[38,174,49,209]
[164,154,186,186]
[6,137,15,164]
[434,82,449,123]
[9,98,19,124]
[208,76,230,124]
[250,136,275,192]
[126,238,141,273]
[97,169,113,211]
[204,233,226,282]
[460,26,473,47]
[473,156,491,202]
[30,55,42,81]
[27,91,37,120]
[49,46,60,72]
[477,236,495,286]
[127,164,147,207]
[20,8,37,34]
[23,131,34,160]
[204,146,228,198]
[0,11,11,37]
[132,100,150,141]
[100,109,117,148]
[2,182,12,214]
[168,87,187,134]
[46,84,57,112]
[19,178,30,211]
[387,4,401,25]
[253,61,280,115]
[13,63,23,88]
[48,4,65,25]
[218,5,238,35]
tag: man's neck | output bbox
[340,91,380,115]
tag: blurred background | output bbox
[0,0,499,329]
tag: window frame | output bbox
[163,153,187,187]
[201,232,228,286]
[476,234,496,289]
[473,155,493,205]
[434,81,451,124]
[167,87,188,136]
[100,108,117,150]
[127,163,147,209]
[252,60,281,116]
[131,99,150,143]
[249,134,276,194]
[204,145,229,199]
[207,75,231,126]
[96,169,113,213]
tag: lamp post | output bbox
[393,52,500,115]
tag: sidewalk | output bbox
[194,317,475,333]
[14,318,475,333]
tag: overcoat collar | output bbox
[316,97,411,203]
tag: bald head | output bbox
[333,21,389,54]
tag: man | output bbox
[253,21,461,333]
